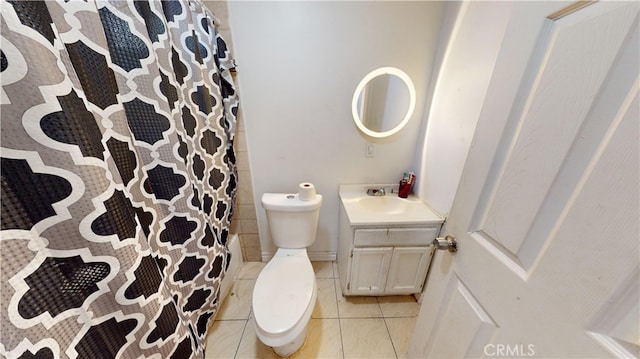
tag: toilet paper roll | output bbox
[298,182,317,201]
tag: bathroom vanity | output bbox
[337,184,444,296]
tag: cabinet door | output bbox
[385,246,434,294]
[350,247,393,295]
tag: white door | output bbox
[410,2,639,358]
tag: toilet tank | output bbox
[261,193,323,249]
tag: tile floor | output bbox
[205,262,419,358]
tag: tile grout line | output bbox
[331,264,346,359]
[382,315,400,359]
[233,318,250,359]
[379,296,405,359]
[235,266,258,359]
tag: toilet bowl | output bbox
[252,248,317,356]
[252,191,322,356]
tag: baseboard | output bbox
[308,252,337,261]
[261,251,337,262]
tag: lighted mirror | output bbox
[352,67,416,138]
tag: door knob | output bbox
[433,235,457,253]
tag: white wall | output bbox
[413,2,513,217]
[227,1,446,259]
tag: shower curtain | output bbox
[0,0,238,357]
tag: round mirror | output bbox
[352,67,416,138]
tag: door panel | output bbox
[411,2,639,358]
[479,2,637,259]
[423,275,497,358]
[471,0,639,277]
[587,268,640,357]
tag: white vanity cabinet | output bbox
[337,197,443,296]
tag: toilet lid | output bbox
[252,254,315,335]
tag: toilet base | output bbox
[271,326,308,357]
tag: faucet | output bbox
[366,187,386,196]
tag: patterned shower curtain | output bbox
[0,0,238,357]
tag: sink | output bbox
[356,196,409,214]
[339,184,443,226]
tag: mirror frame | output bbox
[351,66,416,138]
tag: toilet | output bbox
[252,191,323,356]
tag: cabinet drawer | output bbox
[354,229,388,246]
[389,227,439,246]
[354,227,439,247]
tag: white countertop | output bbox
[339,184,444,226]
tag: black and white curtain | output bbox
[0,0,238,357]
